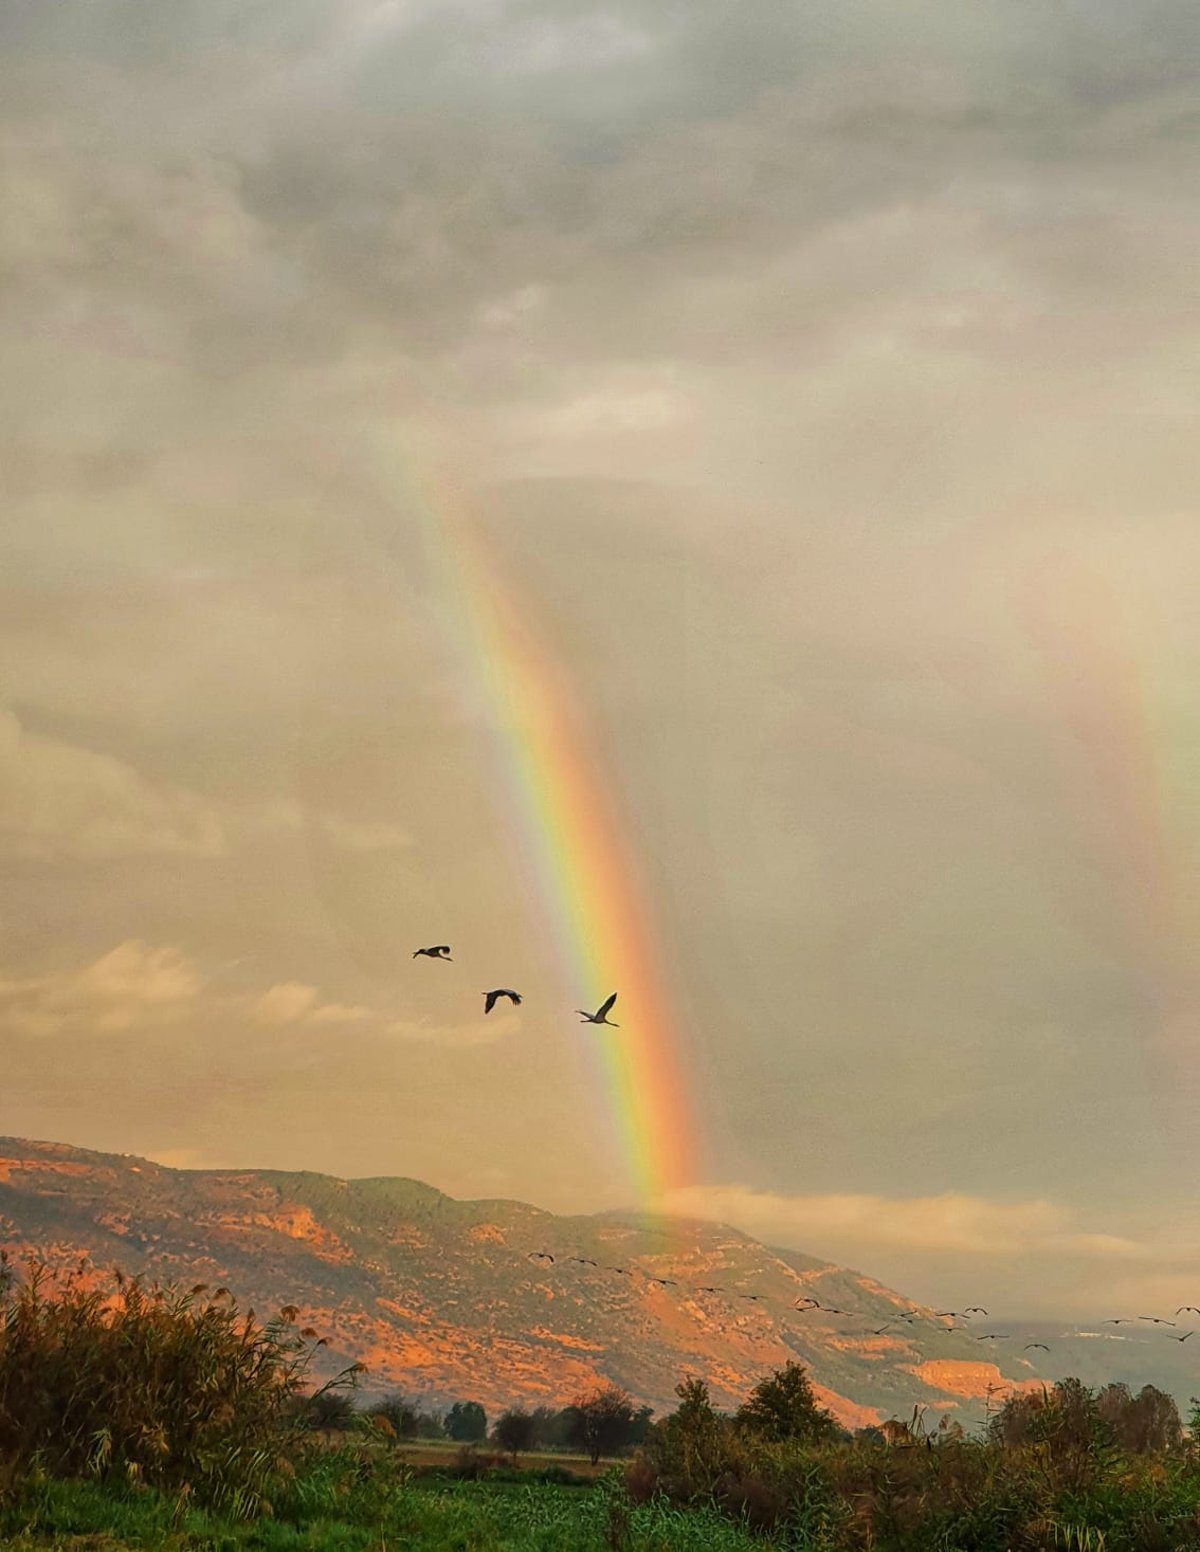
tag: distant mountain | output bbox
[0,1137,1058,1428]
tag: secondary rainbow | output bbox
[372,431,694,1209]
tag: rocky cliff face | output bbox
[0,1137,1041,1427]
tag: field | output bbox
[0,1465,766,1552]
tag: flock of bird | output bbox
[414,943,1197,1384]
[413,943,618,1025]
[512,1249,1200,1363]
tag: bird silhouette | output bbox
[1024,1342,1049,1352]
[649,1276,678,1287]
[413,945,452,960]
[963,1307,988,1316]
[578,992,619,1026]
[794,1297,821,1310]
[1177,1306,1200,1316]
[1170,1331,1195,1343]
[871,1323,894,1335]
[1102,1318,1134,1325]
[698,1285,725,1294]
[568,1256,598,1267]
[527,1251,554,1265]
[937,1311,969,1321]
[1139,1315,1177,1326]
[483,989,521,1014]
[977,1333,1010,1342]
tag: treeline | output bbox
[308,1384,654,1462]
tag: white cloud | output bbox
[660,1184,1145,1260]
[386,1013,520,1047]
[0,708,226,862]
[316,815,412,851]
[250,982,320,1026]
[0,940,203,1035]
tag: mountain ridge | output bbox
[0,1136,1050,1427]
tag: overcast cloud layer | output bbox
[3,0,1200,1317]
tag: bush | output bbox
[0,1259,351,1515]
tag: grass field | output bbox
[0,1467,769,1551]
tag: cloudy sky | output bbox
[3,0,1200,1317]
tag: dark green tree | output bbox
[735,1361,838,1444]
[565,1384,638,1465]
[446,1399,488,1442]
[493,1407,536,1460]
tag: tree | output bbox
[530,1405,572,1450]
[493,1407,536,1461]
[566,1384,638,1465]
[735,1361,838,1445]
[304,1389,357,1431]
[1100,1382,1181,1454]
[367,1393,419,1441]
[446,1400,487,1442]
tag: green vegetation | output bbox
[8,1259,1200,1548]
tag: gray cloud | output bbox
[2,0,1199,1312]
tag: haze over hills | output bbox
[0,1137,1191,1428]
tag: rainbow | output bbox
[371,433,694,1210]
[1017,547,1199,1105]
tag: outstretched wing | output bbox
[483,990,498,1014]
[432,945,451,956]
[508,990,523,1005]
[597,992,617,1020]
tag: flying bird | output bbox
[1139,1316,1177,1326]
[963,1307,989,1316]
[527,1251,555,1265]
[578,992,619,1026]
[1177,1306,1200,1316]
[569,1256,599,1267]
[1025,1343,1049,1352]
[871,1323,894,1336]
[483,988,522,1014]
[413,945,452,960]
[698,1285,725,1294]
[937,1311,969,1321]
[794,1297,821,1310]
[1171,1331,1195,1343]
[649,1276,678,1287]
[977,1333,1010,1342]
[1103,1318,1134,1325]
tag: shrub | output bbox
[0,1260,351,1515]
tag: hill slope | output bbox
[0,1137,1044,1427]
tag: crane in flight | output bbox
[578,993,619,1026]
[413,945,452,960]
[483,989,522,1014]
